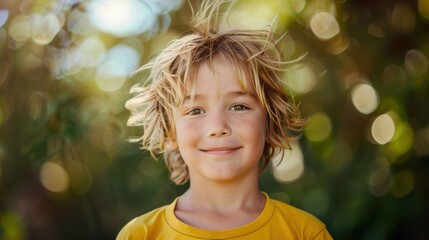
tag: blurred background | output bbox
[0,0,428,239]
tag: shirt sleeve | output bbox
[312,227,334,240]
[116,218,148,240]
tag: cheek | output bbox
[236,115,267,144]
[175,119,199,146]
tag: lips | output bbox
[200,147,241,154]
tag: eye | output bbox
[187,108,204,115]
[230,104,250,111]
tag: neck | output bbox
[178,174,263,213]
[174,171,267,230]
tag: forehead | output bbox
[187,55,253,96]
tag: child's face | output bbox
[172,56,267,183]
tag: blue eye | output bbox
[230,105,249,111]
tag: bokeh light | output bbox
[87,0,157,37]
[271,141,304,183]
[367,22,385,38]
[404,49,428,77]
[225,0,292,31]
[1,0,429,239]
[286,0,306,15]
[40,162,70,193]
[0,9,8,28]
[370,113,395,145]
[76,36,106,68]
[31,13,63,45]
[384,120,414,161]
[8,15,31,47]
[351,83,379,114]
[286,62,317,94]
[95,44,140,92]
[304,112,332,142]
[309,11,340,40]
[418,0,429,21]
[67,7,95,36]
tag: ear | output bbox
[166,140,178,151]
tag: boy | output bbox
[118,0,333,239]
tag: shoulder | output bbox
[269,198,332,239]
[116,205,168,240]
[271,198,323,225]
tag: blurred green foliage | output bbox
[0,0,429,239]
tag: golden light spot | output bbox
[418,0,429,21]
[367,22,385,38]
[387,122,414,157]
[305,112,332,142]
[31,13,62,45]
[40,162,70,193]
[287,0,306,15]
[309,11,340,40]
[286,64,317,94]
[271,141,304,183]
[371,113,395,145]
[223,0,294,32]
[351,83,379,114]
[8,15,31,44]
[226,4,275,30]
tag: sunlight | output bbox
[87,0,156,36]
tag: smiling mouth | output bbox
[200,147,241,154]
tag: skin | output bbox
[170,56,268,230]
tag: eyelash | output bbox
[185,104,250,115]
[187,108,204,115]
[230,104,250,111]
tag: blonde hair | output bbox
[125,0,304,185]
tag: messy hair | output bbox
[125,0,304,185]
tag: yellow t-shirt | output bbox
[117,193,333,239]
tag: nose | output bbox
[206,109,231,137]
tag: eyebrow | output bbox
[183,90,258,102]
[227,91,258,100]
